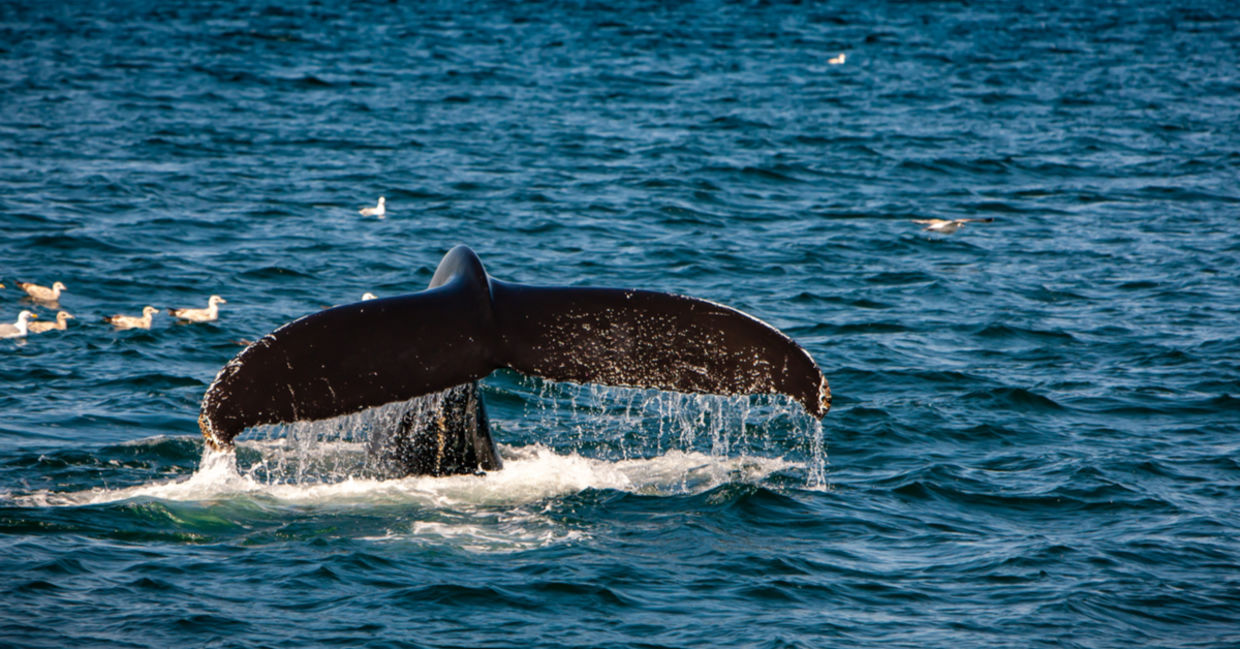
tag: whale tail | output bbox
[198,245,829,450]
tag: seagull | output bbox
[319,292,378,311]
[16,281,67,302]
[828,53,846,65]
[169,295,226,323]
[360,196,386,218]
[28,311,74,334]
[1,311,36,338]
[104,306,159,330]
[912,218,995,234]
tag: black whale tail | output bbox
[198,245,830,449]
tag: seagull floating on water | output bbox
[912,218,995,234]
[360,196,386,218]
[828,53,846,65]
[28,311,74,334]
[1,311,37,339]
[16,281,66,302]
[104,306,159,330]
[169,295,226,323]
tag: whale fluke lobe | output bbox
[198,271,498,448]
[492,282,829,418]
[198,245,829,463]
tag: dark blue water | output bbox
[3,1,1239,647]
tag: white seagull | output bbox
[828,53,846,65]
[28,311,74,334]
[1,311,37,339]
[169,295,226,323]
[105,306,159,330]
[912,218,995,234]
[360,196,386,218]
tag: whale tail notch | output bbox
[198,245,829,449]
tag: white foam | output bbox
[8,441,803,553]
[367,510,591,553]
[15,443,798,509]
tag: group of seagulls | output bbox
[102,296,227,330]
[2,280,228,340]
[0,282,73,338]
[6,197,387,340]
[0,281,68,339]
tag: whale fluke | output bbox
[198,245,829,451]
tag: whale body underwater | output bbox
[198,245,830,477]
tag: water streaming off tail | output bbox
[520,377,827,484]
[236,378,827,487]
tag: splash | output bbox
[13,446,256,507]
[228,379,827,487]
[8,399,818,552]
[520,378,828,485]
[13,379,826,512]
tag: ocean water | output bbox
[2,1,1239,647]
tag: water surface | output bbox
[2,1,1239,647]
